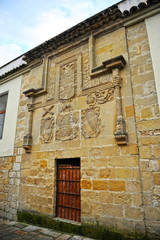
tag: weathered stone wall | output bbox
[127,21,160,238]
[16,25,148,235]
[0,150,21,220]
[0,71,28,220]
[0,16,159,239]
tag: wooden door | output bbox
[56,158,81,222]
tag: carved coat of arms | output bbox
[40,117,54,143]
[81,107,100,138]
[56,111,79,141]
[59,62,75,100]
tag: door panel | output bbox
[56,158,81,222]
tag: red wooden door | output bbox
[56,158,81,222]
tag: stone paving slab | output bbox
[56,234,72,240]
[0,218,96,240]
[33,234,53,240]
[70,236,84,240]
[5,221,17,225]
[0,223,10,229]
[1,233,22,240]
[22,225,41,232]
[40,228,61,238]
[0,226,19,236]
[14,222,28,228]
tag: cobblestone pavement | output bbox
[0,218,95,240]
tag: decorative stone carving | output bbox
[81,107,100,138]
[84,88,113,139]
[60,103,72,113]
[113,68,127,145]
[23,134,32,153]
[40,117,54,143]
[112,68,122,86]
[86,88,114,106]
[86,95,96,107]
[82,53,91,89]
[56,111,79,141]
[59,61,76,100]
[42,105,54,117]
[95,89,114,104]
[47,61,55,100]
[27,104,34,112]
[23,97,34,153]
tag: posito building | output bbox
[0,0,160,239]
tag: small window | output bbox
[0,93,8,139]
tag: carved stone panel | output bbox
[56,112,79,141]
[40,117,54,143]
[47,59,55,100]
[81,107,100,138]
[61,103,73,113]
[95,89,114,104]
[59,61,76,100]
[27,64,43,90]
[23,134,32,153]
[86,88,114,107]
[82,52,91,89]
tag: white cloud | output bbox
[0,44,22,67]
[0,2,94,67]
[0,0,118,67]
[21,1,95,48]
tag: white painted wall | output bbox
[145,13,160,109]
[0,76,21,156]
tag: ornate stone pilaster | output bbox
[89,32,95,74]
[23,97,34,153]
[113,68,127,145]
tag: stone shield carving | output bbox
[56,112,79,141]
[40,117,54,143]
[81,107,100,138]
[59,61,76,100]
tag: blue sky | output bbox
[0,0,119,67]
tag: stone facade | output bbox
[127,21,160,236]
[0,0,160,238]
[0,151,21,220]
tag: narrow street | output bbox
[0,218,95,240]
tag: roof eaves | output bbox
[24,0,160,63]
[121,0,160,17]
[24,4,122,62]
[1,0,159,79]
[0,63,26,81]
